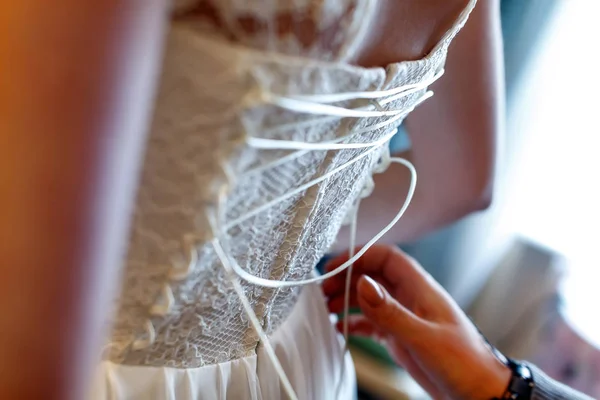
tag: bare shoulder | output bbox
[353,0,482,67]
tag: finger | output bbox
[372,248,457,320]
[324,272,394,305]
[323,246,434,303]
[322,246,401,298]
[335,316,387,342]
[324,245,396,276]
[322,271,367,298]
[327,292,360,314]
[324,246,456,322]
[357,275,427,342]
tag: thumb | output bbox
[357,275,425,343]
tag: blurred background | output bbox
[352,1,600,398]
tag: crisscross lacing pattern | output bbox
[208,77,428,399]
[104,0,478,374]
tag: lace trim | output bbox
[172,0,374,61]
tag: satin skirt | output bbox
[91,284,355,399]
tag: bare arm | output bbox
[0,2,167,399]
[335,0,503,250]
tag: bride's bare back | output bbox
[173,0,472,64]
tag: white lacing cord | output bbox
[242,84,433,176]
[129,91,420,356]
[136,72,427,399]
[207,78,423,399]
[206,183,301,400]
[260,93,406,118]
[245,90,433,151]
[280,69,444,104]
[227,88,431,229]
[224,128,398,230]
[344,201,359,346]
[217,157,415,288]
[254,74,437,120]
[336,197,360,397]
[249,68,441,140]
[211,240,299,400]
[210,156,415,400]
[126,1,481,395]
[246,112,406,151]
[242,111,407,177]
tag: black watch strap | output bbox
[490,346,535,399]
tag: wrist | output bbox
[482,344,536,400]
[483,357,512,399]
[469,346,512,400]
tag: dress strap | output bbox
[429,0,479,56]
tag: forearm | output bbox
[0,2,166,398]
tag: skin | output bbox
[0,2,167,399]
[323,245,511,400]
[181,0,503,249]
[0,1,500,398]
[336,0,503,248]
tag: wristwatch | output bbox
[490,345,535,399]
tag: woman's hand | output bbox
[322,245,510,400]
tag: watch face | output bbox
[506,363,535,399]
[515,363,532,381]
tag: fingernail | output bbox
[360,276,385,307]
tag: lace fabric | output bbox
[92,284,356,400]
[171,0,377,61]
[105,0,478,369]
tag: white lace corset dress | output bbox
[93,2,477,399]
